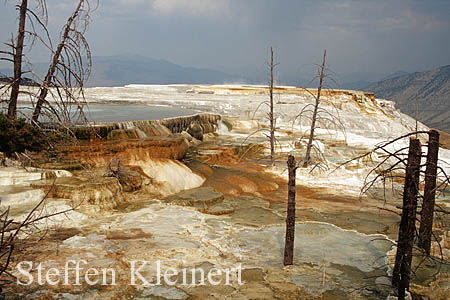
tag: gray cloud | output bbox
[1,0,449,82]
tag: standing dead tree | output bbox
[0,0,93,125]
[32,0,93,124]
[0,0,51,119]
[239,46,281,165]
[391,138,421,299]
[7,0,28,119]
[303,49,326,167]
[284,154,297,265]
[418,130,440,254]
[292,49,345,169]
[268,47,276,166]
[335,130,448,300]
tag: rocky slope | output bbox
[365,65,450,132]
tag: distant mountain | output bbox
[1,56,241,87]
[86,55,240,87]
[378,71,410,82]
[365,65,450,133]
[339,71,411,90]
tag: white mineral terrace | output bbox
[2,84,449,299]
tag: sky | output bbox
[1,0,450,82]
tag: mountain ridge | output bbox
[0,56,241,87]
[87,55,241,87]
[365,65,450,133]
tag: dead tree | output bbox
[7,0,28,119]
[292,49,345,169]
[239,46,280,165]
[284,154,297,265]
[104,158,142,192]
[1,0,50,119]
[418,130,440,254]
[32,0,93,124]
[335,131,449,299]
[1,0,92,125]
[392,138,421,299]
[303,49,326,167]
[269,47,275,166]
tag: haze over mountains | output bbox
[88,55,241,86]
[0,55,238,87]
[0,54,401,88]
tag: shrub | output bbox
[0,113,49,156]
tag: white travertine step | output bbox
[0,167,71,186]
[0,186,45,208]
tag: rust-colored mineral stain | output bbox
[57,135,189,167]
[189,152,360,210]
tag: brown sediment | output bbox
[195,147,240,165]
[106,228,153,240]
[48,227,82,241]
[56,135,190,167]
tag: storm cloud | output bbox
[1,0,449,82]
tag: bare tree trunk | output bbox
[269,47,275,166]
[284,154,297,265]
[32,0,84,123]
[418,130,440,254]
[303,49,326,167]
[8,0,28,119]
[392,138,421,300]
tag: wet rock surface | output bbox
[163,187,224,208]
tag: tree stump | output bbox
[392,138,421,300]
[418,130,440,254]
[284,155,297,266]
